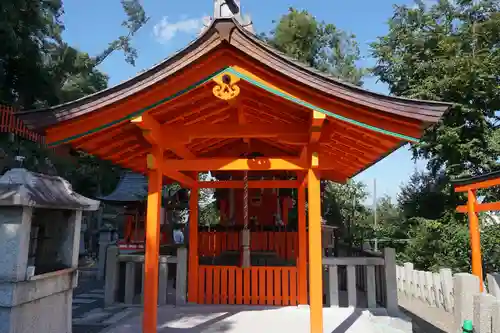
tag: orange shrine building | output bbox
[18,1,451,332]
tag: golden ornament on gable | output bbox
[212,72,241,100]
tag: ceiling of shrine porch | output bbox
[62,70,406,183]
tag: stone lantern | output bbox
[0,168,99,333]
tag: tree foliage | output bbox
[263,7,366,86]
[1,0,149,109]
[368,0,500,274]
[371,0,500,178]
[0,0,149,196]
[323,180,371,246]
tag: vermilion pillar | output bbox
[143,168,162,333]
[188,186,199,302]
[467,189,484,290]
[297,175,307,304]
[307,168,323,333]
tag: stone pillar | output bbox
[0,207,32,281]
[241,229,250,268]
[98,228,116,280]
[176,247,188,305]
[487,273,500,298]
[383,248,399,315]
[454,273,480,333]
[79,217,87,256]
[60,210,83,268]
[473,293,497,333]
[104,245,120,306]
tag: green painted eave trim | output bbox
[48,66,418,147]
[226,68,419,143]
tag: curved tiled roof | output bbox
[16,18,451,130]
[0,168,100,210]
[96,172,148,203]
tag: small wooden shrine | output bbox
[97,171,189,250]
[18,1,451,332]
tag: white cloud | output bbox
[153,16,204,43]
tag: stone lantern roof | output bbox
[0,168,100,210]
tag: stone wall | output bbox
[0,268,78,333]
[396,263,500,333]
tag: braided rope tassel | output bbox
[243,170,249,230]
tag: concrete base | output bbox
[0,290,72,333]
[0,269,77,333]
[103,305,413,333]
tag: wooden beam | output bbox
[301,111,326,165]
[74,126,127,149]
[146,151,195,187]
[198,180,300,188]
[456,201,500,213]
[454,177,500,192]
[106,144,142,161]
[318,152,363,174]
[114,149,148,164]
[310,111,326,144]
[162,169,196,187]
[131,114,196,159]
[161,123,308,142]
[163,157,306,171]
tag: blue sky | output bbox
[61,0,431,202]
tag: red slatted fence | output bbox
[0,105,45,144]
[198,265,298,306]
[199,231,300,261]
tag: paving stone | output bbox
[73,298,97,304]
[78,293,105,299]
[72,305,80,311]
[73,325,108,333]
[103,309,136,325]
[74,310,110,324]
[90,289,105,293]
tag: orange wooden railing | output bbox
[198,231,300,261]
[198,265,298,306]
[0,105,45,144]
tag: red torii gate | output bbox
[452,170,500,291]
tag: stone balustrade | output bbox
[397,263,500,333]
[104,246,188,307]
[322,247,398,315]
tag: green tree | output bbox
[397,170,458,220]
[263,7,366,86]
[1,0,149,109]
[199,173,219,226]
[323,180,371,246]
[262,7,368,241]
[371,0,500,178]
[370,0,500,272]
[0,0,149,196]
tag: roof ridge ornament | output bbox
[202,0,254,34]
